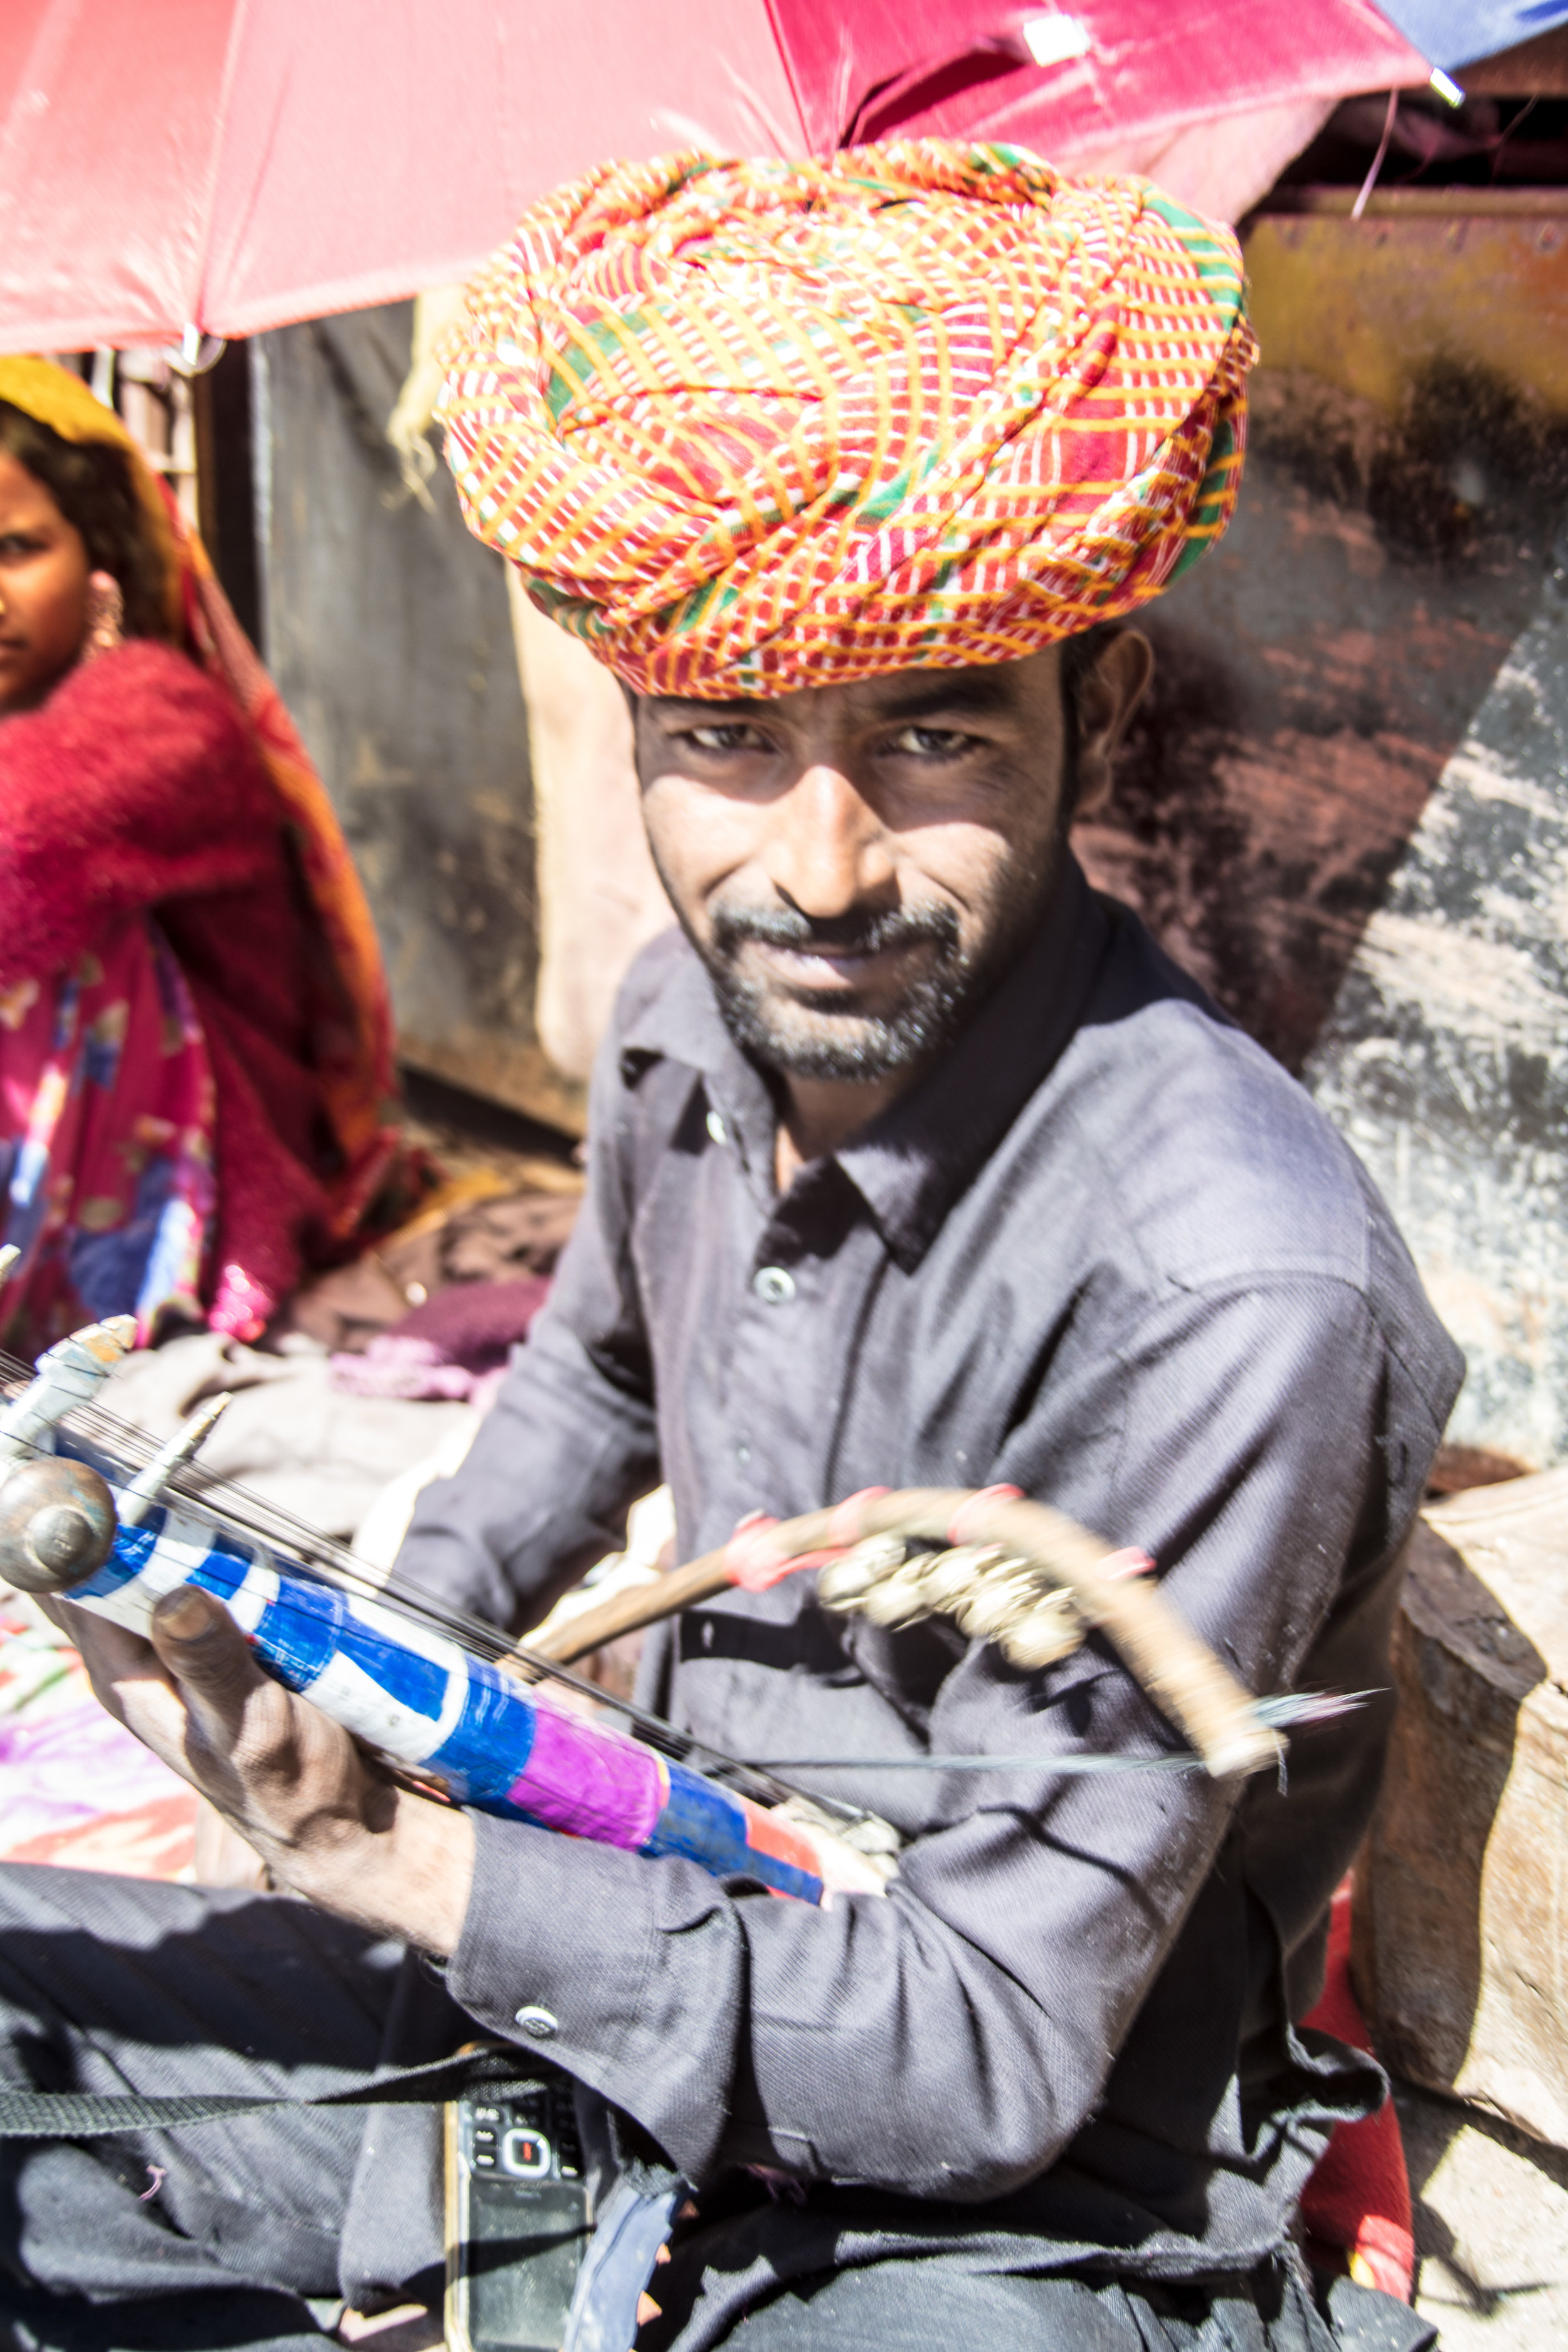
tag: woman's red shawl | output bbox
[0,637,393,1329]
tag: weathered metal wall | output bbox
[255,303,580,1135]
[1074,193,1568,1463]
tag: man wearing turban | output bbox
[1,148,1451,2352]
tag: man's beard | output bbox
[700,901,961,1079]
[689,864,1058,1082]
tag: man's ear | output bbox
[1072,630,1153,822]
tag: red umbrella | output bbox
[0,0,1429,352]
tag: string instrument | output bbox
[0,1304,1318,1910]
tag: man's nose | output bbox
[761,762,896,916]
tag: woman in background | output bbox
[0,356,408,1357]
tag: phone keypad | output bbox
[463,2079,583,2181]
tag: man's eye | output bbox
[886,725,975,759]
[682,724,770,754]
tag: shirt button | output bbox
[513,2005,559,2039]
[706,1108,728,1147]
[753,1266,795,1305]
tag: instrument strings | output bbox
[0,1357,859,1820]
[3,1362,1359,1801]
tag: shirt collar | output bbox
[620,857,1111,1266]
[618,943,781,1197]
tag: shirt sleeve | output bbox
[443,1276,1440,2198]
[0,642,280,989]
[391,1030,662,1633]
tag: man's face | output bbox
[633,647,1083,1083]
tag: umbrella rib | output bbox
[192,0,260,337]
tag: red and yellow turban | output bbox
[439,142,1256,699]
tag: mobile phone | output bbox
[445,2057,593,2352]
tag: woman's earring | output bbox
[83,571,124,662]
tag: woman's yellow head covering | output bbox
[0,355,183,635]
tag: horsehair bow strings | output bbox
[12,1367,1365,1789]
[527,1488,1286,1779]
[751,1692,1370,1778]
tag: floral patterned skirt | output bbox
[0,916,215,1358]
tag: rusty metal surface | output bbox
[1073,209,1568,1460]
[1246,207,1568,418]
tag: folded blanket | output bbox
[0,1601,196,1878]
[107,1330,480,1540]
[331,1275,551,1401]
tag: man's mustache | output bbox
[709,899,960,963]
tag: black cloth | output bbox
[0,1860,465,2348]
[641,2245,1436,2351]
[0,1872,1433,2352]
[0,1872,1438,2352]
[395,861,1463,2291]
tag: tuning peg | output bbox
[0,1315,142,1466]
[117,1394,231,1528]
[0,1457,118,1594]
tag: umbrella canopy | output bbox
[0,0,1431,354]
[1377,0,1568,70]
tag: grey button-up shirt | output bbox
[401,859,1462,2295]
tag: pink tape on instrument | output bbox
[1101,1549,1157,1581]
[946,1485,1024,1544]
[723,1488,896,1592]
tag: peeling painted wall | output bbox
[1074,199,1568,1463]
[1307,588,1568,1464]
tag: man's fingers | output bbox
[146,1582,393,1890]
[50,1595,164,1724]
[149,1584,263,1722]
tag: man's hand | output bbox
[55,1586,474,1954]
